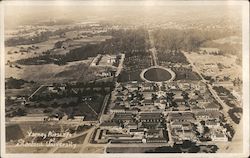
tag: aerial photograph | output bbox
[2,1,248,156]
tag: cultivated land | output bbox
[5,6,243,154]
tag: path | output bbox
[148,30,158,66]
[27,85,46,100]
[48,127,95,153]
[115,53,125,77]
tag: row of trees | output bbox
[145,140,218,153]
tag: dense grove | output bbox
[152,29,240,53]
[5,77,34,89]
[16,28,149,66]
[157,51,189,64]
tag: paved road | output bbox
[27,85,46,100]
[99,94,110,123]
[79,126,96,153]
[48,126,95,153]
[183,51,206,82]
[183,51,239,136]
[207,84,232,121]
[183,51,230,116]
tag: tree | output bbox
[151,93,158,102]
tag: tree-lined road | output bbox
[148,30,158,66]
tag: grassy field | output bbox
[212,36,241,45]
[5,59,92,84]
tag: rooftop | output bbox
[100,121,119,127]
[203,103,220,109]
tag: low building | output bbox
[195,111,210,120]
[196,111,222,120]
[211,131,228,142]
[212,82,234,88]
[203,103,220,111]
[142,99,154,106]
[112,113,133,123]
[146,138,167,143]
[125,109,139,114]
[174,98,186,105]
[129,129,144,137]
[140,113,162,122]
[114,97,124,104]
[172,90,183,100]
[100,121,122,131]
[126,122,138,129]
[205,120,220,128]
[116,91,125,97]
[140,121,164,129]
[191,105,205,112]
[142,83,153,91]
[146,129,164,138]
[167,113,182,122]
[110,104,126,113]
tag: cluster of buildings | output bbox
[167,110,228,143]
[110,81,208,113]
[93,81,231,144]
[95,112,168,144]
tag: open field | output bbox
[213,36,241,45]
[5,59,92,83]
[184,52,242,80]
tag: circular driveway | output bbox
[140,66,176,83]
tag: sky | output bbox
[3,1,242,29]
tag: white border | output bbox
[0,1,249,158]
[1,0,250,6]
[0,1,6,158]
[242,3,249,157]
